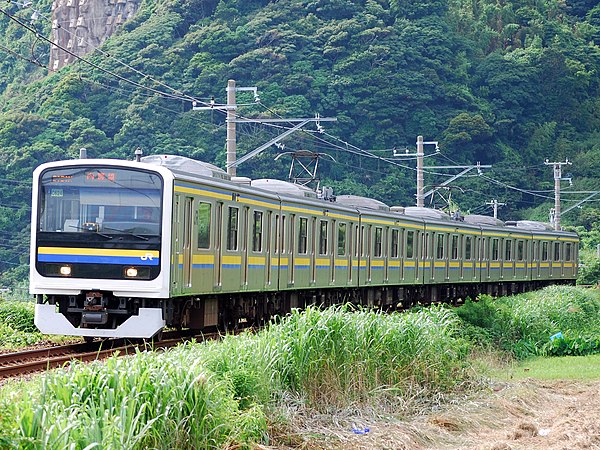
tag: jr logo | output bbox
[140,253,154,261]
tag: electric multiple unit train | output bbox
[30,154,579,338]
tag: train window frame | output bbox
[252,210,263,253]
[491,238,499,261]
[465,236,472,260]
[391,229,399,258]
[406,230,415,259]
[505,240,512,261]
[197,202,211,249]
[451,235,459,260]
[337,222,346,256]
[226,206,239,251]
[319,220,328,255]
[374,227,383,257]
[566,242,572,261]
[436,233,445,259]
[298,217,308,254]
[542,241,549,261]
[553,242,560,261]
[517,240,524,261]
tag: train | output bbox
[30,154,579,339]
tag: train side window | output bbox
[517,240,524,260]
[226,206,239,251]
[465,236,472,260]
[319,220,328,255]
[197,202,211,249]
[566,243,572,261]
[542,242,549,261]
[451,235,459,259]
[337,223,346,256]
[553,242,560,261]
[505,240,512,261]
[436,234,445,259]
[374,227,383,257]
[391,229,399,258]
[406,231,414,258]
[492,238,499,261]
[252,211,263,252]
[298,217,308,254]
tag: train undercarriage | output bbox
[36,279,575,338]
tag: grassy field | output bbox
[496,353,600,381]
[0,285,597,449]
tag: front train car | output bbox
[30,159,173,338]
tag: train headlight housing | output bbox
[59,265,72,276]
[124,267,150,279]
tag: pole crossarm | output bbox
[562,191,600,215]
[423,167,475,199]
[228,120,310,168]
[232,118,337,124]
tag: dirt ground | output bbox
[268,379,600,450]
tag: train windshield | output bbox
[38,166,163,235]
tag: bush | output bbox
[456,286,600,358]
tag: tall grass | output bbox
[0,305,473,449]
[0,300,44,349]
[456,285,600,358]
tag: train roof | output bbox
[141,155,230,181]
[335,195,389,211]
[251,179,318,199]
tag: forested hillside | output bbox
[0,0,599,285]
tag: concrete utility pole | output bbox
[395,136,491,208]
[544,159,572,230]
[226,79,237,176]
[416,136,425,207]
[486,199,506,219]
[194,79,335,177]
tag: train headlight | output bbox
[125,267,138,278]
[59,265,72,276]
[123,266,151,279]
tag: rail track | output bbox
[0,330,212,379]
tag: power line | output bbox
[0,5,208,104]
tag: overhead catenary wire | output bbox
[0,5,211,105]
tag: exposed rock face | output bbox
[49,0,141,70]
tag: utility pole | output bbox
[416,136,424,207]
[394,136,490,208]
[485,199,505,219]
[226,79,237,177]
[544,159,572,230]
[194,79,335,177]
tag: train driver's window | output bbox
[197,202,211,249]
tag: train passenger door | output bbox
[214,202,223,288]
[173,196,194,294]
